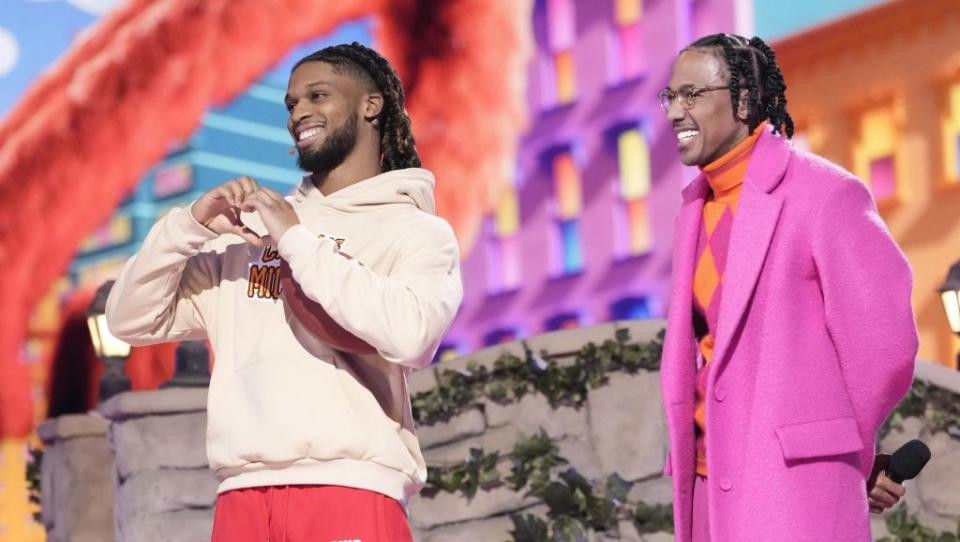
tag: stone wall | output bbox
[407,320,672,542]
[38,414,114,542]
[875,361,960,536]
[39,320,960,541]
[408,321,960,541]
[99,388,217,542]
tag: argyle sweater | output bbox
[692,123,765,476]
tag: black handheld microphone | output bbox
[885,439,931,484]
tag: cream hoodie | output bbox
[105,168,463,503]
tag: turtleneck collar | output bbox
[699,122,766,202]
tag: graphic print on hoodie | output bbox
[246,236,344,302]
[105,168,464,503]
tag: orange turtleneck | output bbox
[692,122,765,477]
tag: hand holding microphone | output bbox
[868,439,931,514]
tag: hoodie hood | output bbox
[294,168,436,215]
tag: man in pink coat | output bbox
[658,34,918,541]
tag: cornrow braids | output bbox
[686,33,795,138]
[293,42,421,171]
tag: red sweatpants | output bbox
[211,485,413,542]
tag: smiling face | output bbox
[285,61,368,173]
[666,49,749,167]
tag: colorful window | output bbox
[551,150,584,274]
[610,296,652,320]
[607,0,644,84]
[541,0,577,107]
[544,312,582,331]
[485,186,521,293]
[614,126,653,256]
[153,162,193,198]
[943,81,960,181]
[79,214,132,253]
[853,106,898,203]
[546,0,576,51]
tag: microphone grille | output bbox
[888,439,931,482]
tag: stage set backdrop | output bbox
[3,0,960,540]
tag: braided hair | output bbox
[293,42,421,171]
[687,34,794,138]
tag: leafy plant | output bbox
[412,328,664,426]
[26,445,43,523]
[878,505,960,542]
[881,380,960,442]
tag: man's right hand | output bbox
[191,176,263,246]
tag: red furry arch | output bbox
[0,0,529,437]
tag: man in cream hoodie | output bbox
[106,42,463,541]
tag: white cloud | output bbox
[0,27,19,77]
[24,0,121,16]
[67,0,120,15]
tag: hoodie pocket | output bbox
[210,356,373,467]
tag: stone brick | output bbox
[418,408,486,449]
[590,521,646,542]
[38,414,109,442]
[616,520,646,542]
[115,469,218,520]
[117,509,213,542]
[40,417,114,542]
[409,485,539,530]
[870,514,891,540]
[587,372,668,481]
[614,319,667,344]
[408,366,438,396]
[913,431,960,524]
[640,531,675,542]
[441,342,527,375]
[110,412,208,478]
[414,515,518,542]
[422,424,523,464]
[556,434,603,481]
[526,324,617,358]
[485,394,588,438]
[879,416,923,454]
[629,476,673,506]
[99,388,207,419]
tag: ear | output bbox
[363,92,384,125]
[736,89,750,122]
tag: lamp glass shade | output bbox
[941,290,960,335]
[87,313,131,358]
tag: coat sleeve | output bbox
[276,220,463,369]
[105,206,222,345]
[810,179,917,455]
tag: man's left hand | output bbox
[241,187,300,243]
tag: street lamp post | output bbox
[86,280,131,402]
[937,260,960,369]
[160,340,211,389]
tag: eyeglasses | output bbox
[657,85,730,112]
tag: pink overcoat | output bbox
[660,128,918,541]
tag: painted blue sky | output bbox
[0,0,371,120]
[0,0,885,120]
[753,0,884,40]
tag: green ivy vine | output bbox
[421,431,673,542]
[881,379,960,441]
[412,328,664,427]
[879,505,960,542]
[413,326,960,542]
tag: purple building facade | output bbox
[441,0,751,356]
